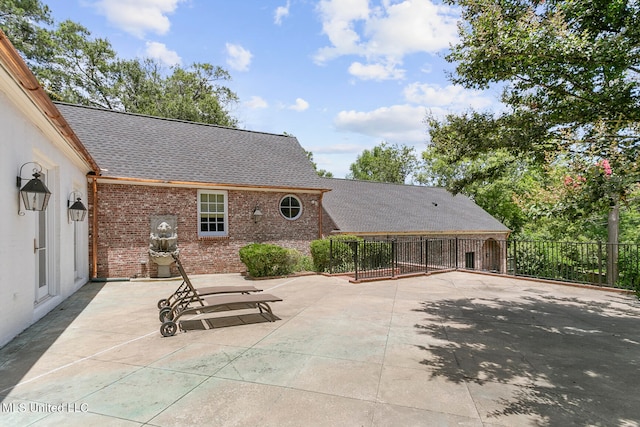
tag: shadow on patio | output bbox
[413,293,640,426]
[0,281,106,401]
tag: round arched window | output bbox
[279,195,302,220]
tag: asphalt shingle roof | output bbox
[55,102,328,190]
[321,178,510,234]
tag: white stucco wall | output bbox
[1,88,91,347]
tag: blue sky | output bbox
[46,0,502,178]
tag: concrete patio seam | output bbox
[376,280,399,404]
[0,330,156,395]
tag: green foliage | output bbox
[443,0,640,173]
[310,239,330,272]
[347,142,418,184]
[417,145,532,234]
[618,247,640,295]
[239,243,298,278]
[166,63,237,126]
[356,240,393,271]
[512,243,549,279]
[620,190,640,243]
[310,235,362,273]
[0,0,53,63]
[511,239,640,294]
[512,241,601,285]
[0,2,239,126]
[446,0,640,127]
[35,20,118,108]
[288,251,314,273]
[115,60,239,127]
[428,0,640,245]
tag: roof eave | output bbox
[94,175,332,193]
[330,230,511,236]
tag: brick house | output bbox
[56,103,330,278]
[56,103,512,279]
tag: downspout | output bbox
[91,176,98,279]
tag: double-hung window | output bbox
[198,190,228,237]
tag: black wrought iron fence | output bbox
[619,243,640,289]
[327,237,640,291]
[509,240,604,284]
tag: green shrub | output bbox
[310,239,330,272]
[239,243,297,277]
[289,250,314,272]
[310,235,362,273]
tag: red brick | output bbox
[89,184,321,278]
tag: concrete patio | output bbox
[1,271,639,426]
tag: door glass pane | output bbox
[38,248,46,288]
[36,172,48,297]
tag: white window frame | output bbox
[198,190,228,237]
[279,194,303,220]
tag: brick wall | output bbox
[89,183,322,278]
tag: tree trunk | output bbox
[606,202,620,286]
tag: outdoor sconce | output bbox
[17,162,51,215]
[68,191,87,222]
[252,206,263,223]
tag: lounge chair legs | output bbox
[257,302,273,315]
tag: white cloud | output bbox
[246,96,268,109]
[348,61,405,81]
[225,43,253,71]
[332,82,501,144]
[365,0,458,58]
[334,104,426,142]
[314,0,459,80]
[274,1,290,25]
[314,0,369,63]
[289,98,309,111]
[145,41,181,66]
[93,0,184,38]
[403,82,494,110]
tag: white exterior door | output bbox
[35,173,50,303]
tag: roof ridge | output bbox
[321,176,443,190]
[53,101,295,139]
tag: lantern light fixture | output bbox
[252,206,263,223]
[68,191,87,222]
[17,162,51,215]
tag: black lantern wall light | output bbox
[17,162,51,215]
[252,205,263,223]
[67,191,87,222]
